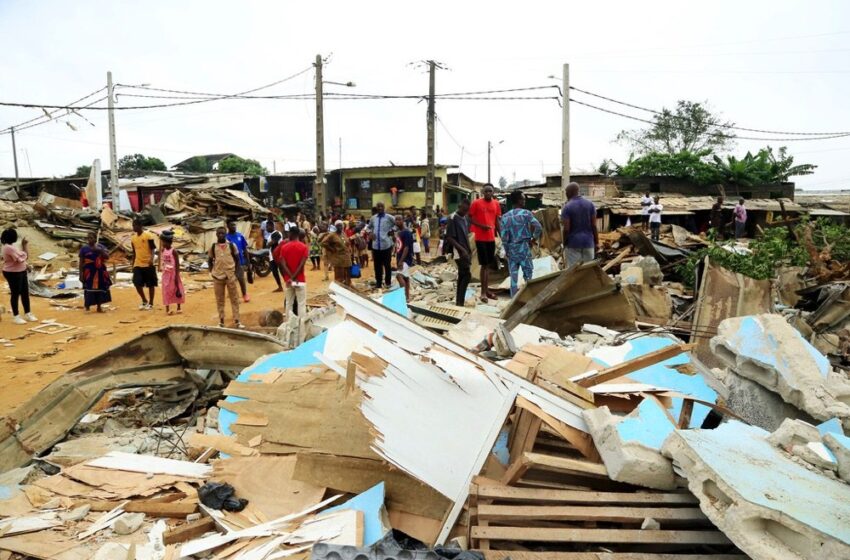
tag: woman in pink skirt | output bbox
[159,231,185,315]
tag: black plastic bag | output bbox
[198,482,248,512]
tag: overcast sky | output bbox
[2,0,849,190]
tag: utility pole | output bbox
[314,54,326,213]
[10,126,20,197]
[561,63,570,189]
[107,71,119,206]
[425,60,436,213]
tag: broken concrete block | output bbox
[112,512,144,535]
[823,433,850,482]
[630,256,663,286]
[59,504,90,522]
[711,314,850,427]
[721,371,811,432]
[767,418,822,451]
[663,421,850,560]
[792,442,837,471]
[582,400,676,490]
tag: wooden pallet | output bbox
[468,482,742,557]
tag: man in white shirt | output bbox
[648,196,663,241]
[640,192,653,231]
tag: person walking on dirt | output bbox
[501,191,542,296]
[225,220,251,303]
[2,228,37,324]
[130,219,157,310]
[208,227,243,329]
[561,182,598,269]
[443,199,472,307]
[159,230,185,315]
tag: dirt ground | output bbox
[0,265,336,414]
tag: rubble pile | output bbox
[3,205,850,559]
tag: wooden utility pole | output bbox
[10,126,20,197]
[314,54,326,212]
[425,60,436,212]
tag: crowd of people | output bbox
[2,181,751,329]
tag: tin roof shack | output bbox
[117,173,247,212]
[171,153,237,172]
[546,173,796,200]
[795,189,850,226]
[595,194,805,235]
[261,172,317,207]
[338,164,451,213]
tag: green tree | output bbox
[617,150,722,185]
[71,164,91,177]
[180,156,210,173]
[118,153,167,172]
[712,146,817,187]
[217,155,267,175]
[617,100,736,156]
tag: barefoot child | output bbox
[159,231,185,315]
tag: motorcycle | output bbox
[248,248,272,278]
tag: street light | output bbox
[487,140,504,184]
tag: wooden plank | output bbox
[477,504,707,523]
[86,500,198,517]
[677,399,695,429]
[509,413,542,465]
[472,484,698,505]
[601,247,631,272]
[515,397,600,462]
[500,456,532,486]
[502,269,575,331]
[162,517,217,545]
[574,344,695,388]
[522,452,608,478]
[470,526,731,545]
[87,451,212,478]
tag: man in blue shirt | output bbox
[501,191,542,296]
[367,202,396,289]
[560,182,598,269]
[226,220,251,302]
[394,214,414,301]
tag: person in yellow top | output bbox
[130,218,158,310]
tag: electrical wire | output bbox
[569,86,850,136]
[0,86,106,134]
[568,97,850,142]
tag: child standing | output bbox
[159,231,185,315]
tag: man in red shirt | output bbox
[274,227,309,323]
[468,183,501,302]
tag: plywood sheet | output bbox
[212,456,326,519]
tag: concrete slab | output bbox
[710,315,850,427]
[663,421,850,560]
[583,400,676,490]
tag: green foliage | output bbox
[618,150,721,185]
[712,146,816,187]
[180,156,210,173]
[118,153,167,172]
[677,219,846,287]
[71,164,91,178]
[217,155,267,175]
[617,100,736,156]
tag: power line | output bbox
[568,97,850,142]
[0,87,106,134]
[569,85,850,136]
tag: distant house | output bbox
[172,153,237,172]
[544,173,796,201]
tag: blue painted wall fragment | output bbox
[589,336,717,428]
[676,421,850,544]
[323,482,389,546]
[616,397,676,450]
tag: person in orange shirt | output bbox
[468,184,501,302]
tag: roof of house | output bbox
[595,194,804,215]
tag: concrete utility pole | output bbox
[107,71,119,203]
[561,63,570,188]
[314,54,326,212]
[10,126,20,196]
[425,60,436,212]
